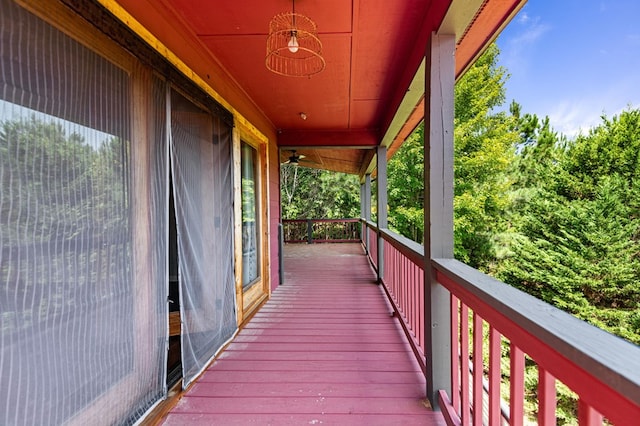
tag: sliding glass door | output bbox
[241,142,260,289]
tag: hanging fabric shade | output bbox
[265,8,325,77]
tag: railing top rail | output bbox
[359,222,639,419]
[358,223,423,267]
[432,257,640,409]
[379,228,423,266]
[361,218,378,229]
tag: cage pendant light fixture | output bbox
[266,0,325,77]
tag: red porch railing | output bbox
[361,220,640,425]
[282,219,360,243]
[366,221,378,267]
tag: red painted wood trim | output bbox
[386,97,425,160]
[455,1,526,77]
[451,295,460,413]
[439,390,463,426]
[375,236,427,375]
[538,367,556,426]
[418,266,425,351]
[509,343,525,426]
[578,400,603,426]
[435,270,640,425]
[472,313,484,426]
[489,327,502,426]
[309,239,361,243]
[278,129,378,147]
[380,228,423,267]
[460,304,470,426]
[367,226,378,268]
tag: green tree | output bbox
[497,109,640,423]
[499,109,640,344]
[280,165,360,219]
[388,124,424,242]
[1,116,94,244]
[453,44,518,270]
[387,43,518,272]
[1,115,130,327]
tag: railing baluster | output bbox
[420,270,424,351]
[578,400,603,426]
[460,304,471,425]
[282,219,362,243]
[510,343,525,426]
[451,294,460,412]
[489,327,502,426]
[413,262,418,337]
[403,255,408,321]
[367,228,640,424]
[473,313,484,426]
[538,367,556,426]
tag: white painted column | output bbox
[424,32,455,408]
[376,146,387,283]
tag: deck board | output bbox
[162,243,444,425]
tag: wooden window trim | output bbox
[233,121,270,325]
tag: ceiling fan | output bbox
[283,150,306,165]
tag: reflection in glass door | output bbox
[241,142,260,288]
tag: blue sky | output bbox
[496,0,640,138]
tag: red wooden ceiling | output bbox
[163,0,447,135]
[117,0,522,174]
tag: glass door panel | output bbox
[241,142,260,289]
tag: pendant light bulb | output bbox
[288,32,299,53]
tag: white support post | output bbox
[424,32,455,408]
[376,146,387,284]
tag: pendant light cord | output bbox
[292,0,296,27]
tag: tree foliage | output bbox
[0,115,128,246]
[453,44,518,270]
[387,124,424,242]
[280,165,360,219]
[387,43,518,270]
[499,108,640,344]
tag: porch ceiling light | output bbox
[265,0,325,77]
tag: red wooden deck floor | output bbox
[162,243,445,425]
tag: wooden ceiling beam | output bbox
[278,129,379,148]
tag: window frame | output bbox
[233,121,270,324]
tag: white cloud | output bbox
[510,19,550,46]
[546,94,638,139]
[547,102,603,138]
[517,12,530,25]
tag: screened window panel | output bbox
[0,1,167,424]
[169,89,237,388]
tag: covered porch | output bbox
[158,222,640,425]
[162,243,445,425]
[2,0,639,424]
